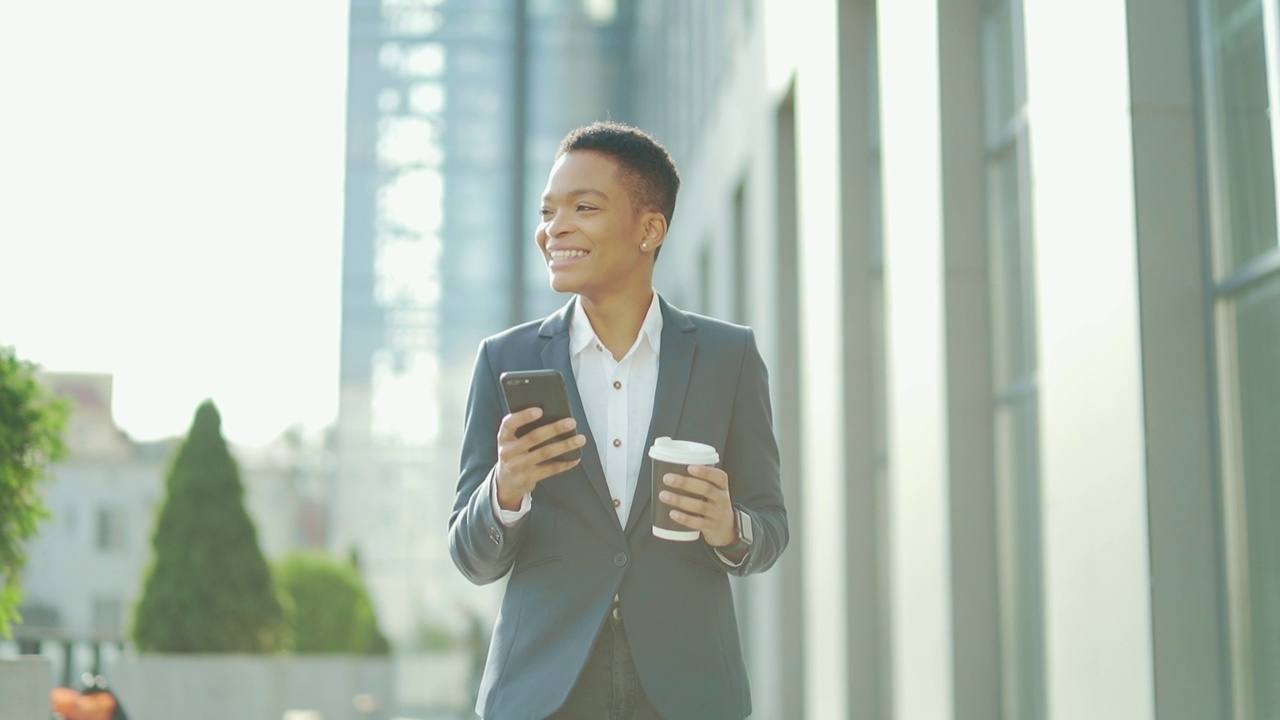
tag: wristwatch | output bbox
[720,509,754,557]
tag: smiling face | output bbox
[536,150,666,302]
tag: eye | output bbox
[539,207,553,220]
[576,204,597,212]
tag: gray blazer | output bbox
[448,296,788,720]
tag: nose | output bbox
[545,207,572,237]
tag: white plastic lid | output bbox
[647,436,719,465]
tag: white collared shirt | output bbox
[569,292,662,525]
[494,293,662,526]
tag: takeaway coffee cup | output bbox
[649,437,720,542]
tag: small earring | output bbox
[641,242,649,250]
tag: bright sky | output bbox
[0,1,351,446]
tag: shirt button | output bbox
[596,344,603,352]
[613,552,628,567]
[613,381,622,389]
[613,438,622,448]
[613,498,621,508]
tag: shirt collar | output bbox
[569,292,664,358]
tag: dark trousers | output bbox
[547,602,664,720]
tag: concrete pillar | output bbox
[1126,0,1230,717]
[938,0,1001,718]
[837,0,892,717]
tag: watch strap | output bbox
[719,509,754,556]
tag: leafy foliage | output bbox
[131,400,289,652]
[275,551,390,655]
[0,348,68,638]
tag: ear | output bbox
[639,211,666,254]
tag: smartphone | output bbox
[499,369,582,464]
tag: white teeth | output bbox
[550,250,588,260]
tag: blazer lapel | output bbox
[539,298,620,531]
[625,298,697,534]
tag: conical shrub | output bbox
[132,400,289,652]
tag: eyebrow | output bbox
[541,188,609,204]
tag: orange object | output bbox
[77,692,118,720]
[49,688,117,720]
[51,686,80,715]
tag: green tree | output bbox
[275,551,390,654]
[0,348,68,638]
[132,400,289,652]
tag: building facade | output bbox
[627,0,1278,718]
[17,374,168,648]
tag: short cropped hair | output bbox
[556,121,681,228]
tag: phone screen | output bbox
[499,370,582,464]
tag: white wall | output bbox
[0,658,51,720]
[22,460,164,637]
[106,655,394,720]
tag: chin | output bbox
[548,273,579,295]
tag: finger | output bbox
[499,407,543,440]
[545,456,583,474]
[518,417,579,448]
[499,448,582,491]
[663,472,723,501]
[533,433,587,464]
[498,419,576,462]
[686,464,728,488]
[669,508,712,530]
[658,488,714,515]
[526,456,582,482]
[502,430,584,473]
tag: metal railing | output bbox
[6,626,126,688]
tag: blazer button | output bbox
[613,552,628,567]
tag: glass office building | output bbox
[625,0,1279,718]
[1200,0,1280,716]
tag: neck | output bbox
[578,287,655,361]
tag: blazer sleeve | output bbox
[448,339,530,584]
[714,328,789,577]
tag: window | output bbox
[1201,0,1279,274]
[1200,3,1280,715]
[1216,272,1280,719]
[982,0,1046,717]
[699,241,713,315]
[94,506,125,553]
[91,596,123,636]
[732,178,748,324]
